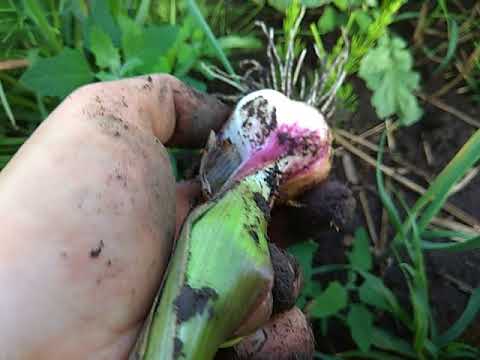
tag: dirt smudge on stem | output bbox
[174,285,219,323]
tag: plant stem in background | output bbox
[186,0,235,76]
[135,0,152,25]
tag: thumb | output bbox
[175,180,202,239]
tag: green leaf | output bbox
[118,15,143,61]
[95,71,118,82]
[119,18,179,75]
[359,35,423,126]
[371,328,417,358]
[358,276,390,311]
[288,240,319,281]
[333,0,349,11]
[119,58,143,77]
[175,44,198,77]
[86,0,120,47]
[347,304,374,352]
[347,227,372,271]
[317,6,339,34]
[20,48,94,98]
[289,240,321,307]
[354,10,373,32]
[141,25,177,73]
[310,281,348,318]
[89,26,120,70]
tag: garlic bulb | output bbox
[201,89,332,199]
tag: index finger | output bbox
[61,74,231,147]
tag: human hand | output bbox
[0,74,313,360]
[0,74,229,359]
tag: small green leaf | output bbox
[348,227,372,271]
[85,0,121,47]
[333,0,349,11]
[288,240,319,281]
[317,6,339,34]
[371,327,416,357]
[119,58,143,77]
[20,48,94,98]
[359,34,423,126]
[175,44,198,77]
[347,304,374,352]
[95,71,119,81]
[122,24,179,74]
[354,10,372,32]
[289,240,321,307]
[118,15,143,61]
[310,281,348,318]
[358,277,390,311]
[89,26,120,70]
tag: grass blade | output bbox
[185,0,235,76]
[135,0,151,25]
[370,327,417,358]
[412,129,480,233]
[435,18,458,73]
[22,0,62,53]
[376,131,405,238]
[436,287,480,347]
[0,80,17,129]
[422,236,480,252]
[435,0,458,73]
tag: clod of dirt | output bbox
[295,180,356,234]
[268,179,356,248]
[215,307,314,360]
[174,285,219,323]
[269,243,301,314]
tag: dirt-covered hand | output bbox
[0,74,229,359]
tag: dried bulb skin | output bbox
[201,90,332,199]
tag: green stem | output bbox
[134,169,274,359]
